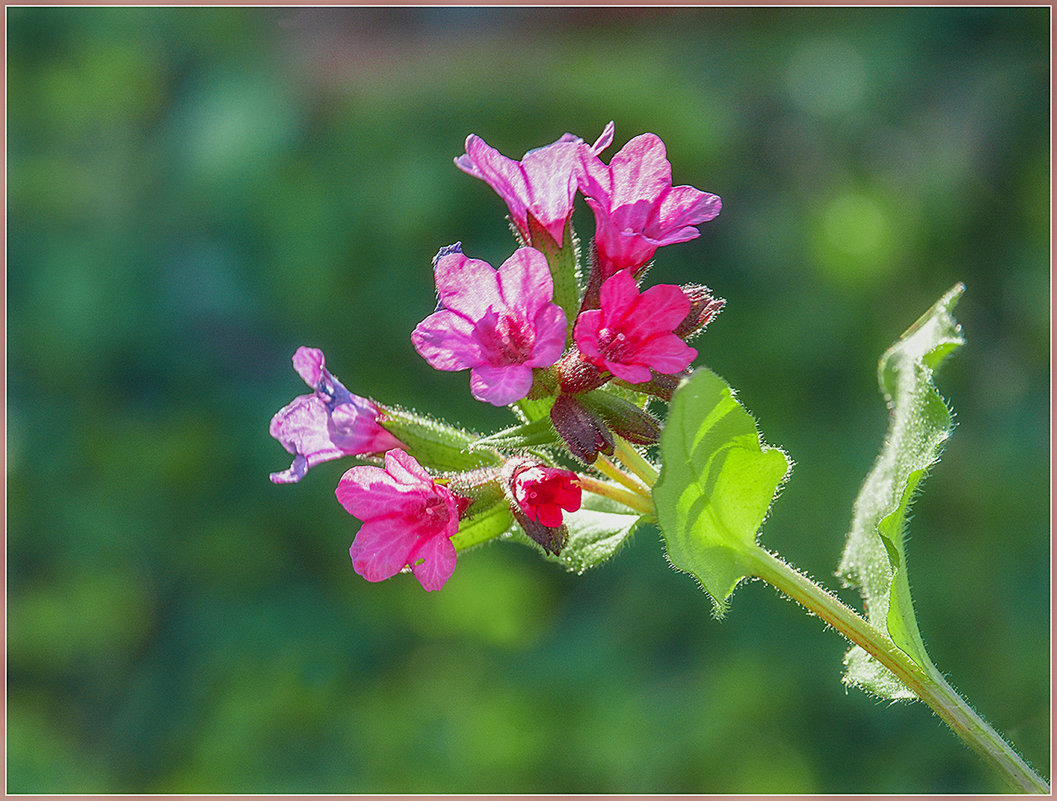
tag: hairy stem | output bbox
[743,546,1049,794]
[613,436,659,486]
[595,453,652,496]
[578,475,654,517]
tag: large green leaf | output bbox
[837,284,965,698]
[653,368,792,616]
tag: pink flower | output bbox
[336,449,464,591]
[512,465,582,528]
[574,270,696,384]
[270,347,403,484]
[455,122,614,246]
[579,132,721,279]
[411,244,568,406]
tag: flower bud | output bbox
[673,284,725,340]
[614,371,683,402]
[509,463,582,528]
[511,506,569,556]
[579,389,661,446]
[549,393,614,464]
[499,457,577,555]
[557,349,609,395]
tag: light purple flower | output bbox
[411,245,568,406]
[269,347,403,484]
[336,448,464,591]
[455,122,615,247]
[579,132,722,279]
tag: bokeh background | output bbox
[7,6,1050,794]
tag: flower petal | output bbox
[409,534,458,591]
[457,135,530,232]
[602,360,654,384]
[572,309,604,361]
[628,283,692,335]
[607,133,672,209]
[383,448,434,486]
[349,517,421,583]
[527,303,568,368]
[469,364,535,406]
[291,346,325,388]
[412,310,483,371]
[433,249,503,321]
[335,463,418,520]
[496,247,554,316]
[630,334,697,376]
[597,270,641,318]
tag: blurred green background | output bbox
[7,6,1049,793]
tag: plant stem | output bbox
[578,475,654,517]
[595,453,652,496]
[613,437,659,486]
[743,546,1050,794]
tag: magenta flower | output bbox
[269,347,403,484]
[579,132,722,279]
[574,270,697,384]
[411,244,568,406]
[512,465,582,528]
[336,449,464,591]
[455,122,614,246]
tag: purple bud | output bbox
[549,393,614,464]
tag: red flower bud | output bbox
[511,464,582,528]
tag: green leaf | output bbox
[511,492,642,574]
[514,394,556,424]
[837,283,965,699]
[379,406,501,472]
[452,501,515,553]
[472,415,559,450]
[653,368,792,616]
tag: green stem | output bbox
[595,453,652,496]
[579,475,654,517]
[613,437,659,486]
[743,546,1049,794]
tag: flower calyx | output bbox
[549,393,615,464]
[674,284,725,340]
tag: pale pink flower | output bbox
[579,132,721,278]
[511,464,582,528]
[574,270,696,384]
[411,244,567,406]
[455,122,614,246]
[270,347,402,484]
[336,449,463,591]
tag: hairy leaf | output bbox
[653,368,791,616]
[514,394,556,424]
[380,406,501,471]
[452,501,514,553]
[511,492,642,574]
[837,284,965,698]
[472,416,559,450]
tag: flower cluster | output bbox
[271,123,723,590]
